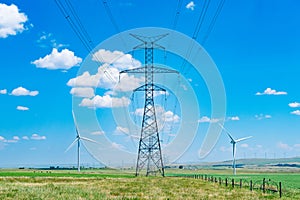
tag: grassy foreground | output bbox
[0,169,299,199]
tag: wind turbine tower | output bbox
[219,124,252,175]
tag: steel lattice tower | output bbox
[120,34,178,176]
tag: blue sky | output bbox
[0,0,300,168]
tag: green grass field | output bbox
[0,168,299,199]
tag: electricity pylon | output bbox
[120,33,178,176]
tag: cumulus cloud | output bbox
[0,3,28,38]
[134,107,180,123]
[111,142,125,149]
[32,48,82,70]
[70,87,95,98]
[228,116,240,121]
[0,89,7,94]
[198,116,220,123]
[164,110,180,123]
[277,142,292,151]
[255,88,287,96]
[291,110,300,116]
[16,106,29,111]
[219,146,231,152]
[0,136,19,143]
[13,136,20,141]
[114,126,129,135]
[11,86,38,96]
[36,32,67,49]
[240,143,249,148]
[22,136,29,140]
[80,95,130,108]
[186,1,195,10]
[31,133,46,140]
[255,114,272,120]
[289,102,300,108]
[92,49,141,70]
[90,131,104,135]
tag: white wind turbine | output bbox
[66,111,99,172]
[219,124,252,175]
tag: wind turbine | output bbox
[219,124,252,175]
[66,111,99,172]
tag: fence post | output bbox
[219,177,221,185]
[279,182,282,198]
[225,178,228,187]
[232,179,234,188]
[250,180,252,191]
[240,179,242,188]
[215,177,217,183]
[262,178,266,193]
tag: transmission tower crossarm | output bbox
[134,84,166,92]
[120,66,178,74]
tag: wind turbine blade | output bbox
[236,136,252,143]
[218,123,235,142]
[72,110,80,137]
[65,138,79,152]
[80,136,101,145]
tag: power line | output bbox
[192,0,211,40]
[55,0,116,82]
[65,0,94,47]
[202,0,226,44]
[172,0,183,30]
[101,0,121,34]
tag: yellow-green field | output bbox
[0,168,299,199]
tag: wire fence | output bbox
[174,174,282,198]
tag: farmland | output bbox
[0,168,299,199]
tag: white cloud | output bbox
[13,136,20,141]
[186,1,195,10]
[117,73,144,92]
[32,48,82,70]
[0,136,5,141]
[16,106,29,111]
[277,142,292,151]
[228,116,240,121]
[294,144,300,151]
[255,114,272,120]
[80,95,130,108]
[11,87,38,96]
[37,32,67,49]
[289,102,300,108]
[22,136,29,140]
[240,143,249,148]
[92,49,141,70]
[70,87,95,98]
[291,110,300,116]
[255,88,287,96]
[164,110,180,123]
[90,131,104,135]
[111,142,125,149]
[0,3,28,38]
[0,89,7,94]
[31,133,46,140]
[198,116,220,123]
[135,107,180,123]
[219,146,231,152]
[114,126,129,135]
[67,71,101,88]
